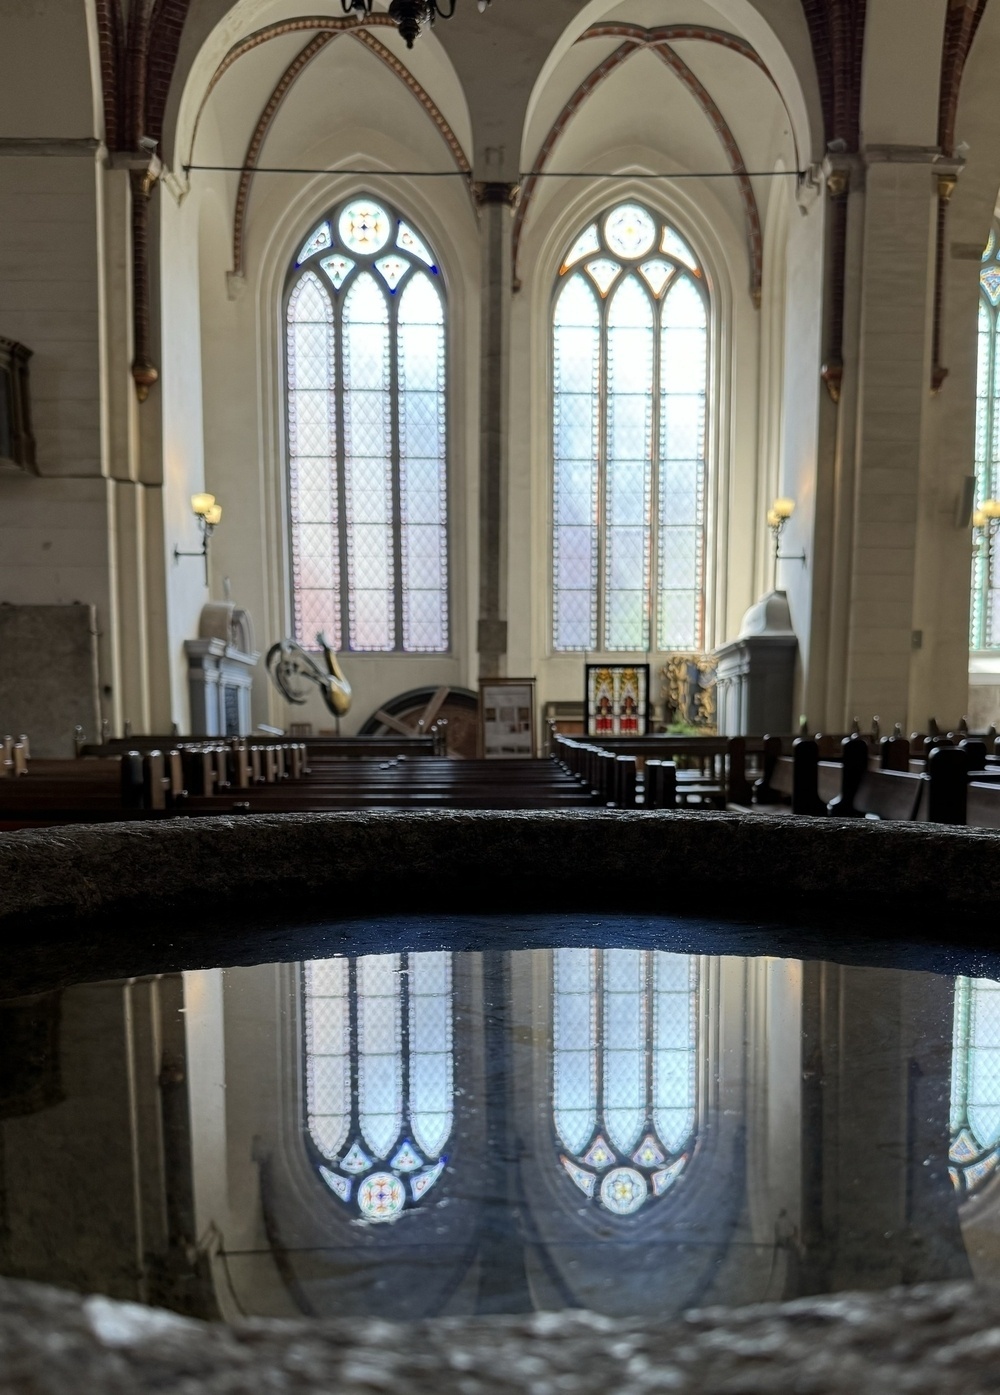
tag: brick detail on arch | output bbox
[190,15,399,166]
[228,26,471,276]
[514,25,767,303]
[94,0,124,149]
[932,0,990,392]
[799,0,867,150]
[799,0,867,402]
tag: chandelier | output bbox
[341,0,490,48]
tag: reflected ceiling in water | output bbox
[1,938,999,1324]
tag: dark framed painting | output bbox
[584,664,650,737]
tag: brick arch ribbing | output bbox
[514,24,771,303]
[221,24,471,276]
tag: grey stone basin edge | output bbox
[0,808,999,927]
[4,1273,1000,1393]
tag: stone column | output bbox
[836,150,942,730]
[474,182,516,680]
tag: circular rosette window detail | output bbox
[357,1172,407,1222]
[599,1167,648,1216]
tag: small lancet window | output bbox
[552,948,698,1215]
[303,952,454,1223]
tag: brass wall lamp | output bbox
[767,497,806,567]
[174,492,222,586]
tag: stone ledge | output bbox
[1,808,999,930]
[2,1275,999,1393]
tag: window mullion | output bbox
[650,287,662,654]
[389,287,405,651]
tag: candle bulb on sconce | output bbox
[767,496,806,573]
[174,492,223,586]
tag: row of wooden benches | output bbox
[0,738,597,826]
[753,733,1000,828]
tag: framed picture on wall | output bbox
[585,664,650,737]
[478,677,536,758]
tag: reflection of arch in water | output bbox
[951,977,1000,1196]
[515,949,746,1318]
[303,953,454,1222]
[552,949,698,1214]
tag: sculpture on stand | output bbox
[266,633,352,730]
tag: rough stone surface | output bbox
[1,809,1000,932]
[2,1275,1000,1394]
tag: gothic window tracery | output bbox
[971,222,1000,650]
[950,976,1000,1196]
[303,952,453,1222]
[553,948,698,1214]
[552,202,709,653]
[285,198,448,653]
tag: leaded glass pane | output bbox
[973,223,1000,650]
[339,200,392,255]
[396,221,437,268]
[298,221,332,263]
[553,948,597,1155]
[951,977,1000,1195]
[304,957,350,1161]
[605,276,653,651]
[343,273,393,650]
[553,275,600,650]
[288,273,339,649]
[398,273,447,652]
[653,954,697,1153]
[409,950,453,1158]
[357,953,403,1158]
[286,201,448,653]
[603,948,645,1152]
[552,206,709,654]
[605,203,656,258]
[562,223,601,272]
[659,277,707,650]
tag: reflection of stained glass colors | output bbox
[553,948,698,1214]
[303,951,453,1221]
[600,1167,647,1214]
[358,1172,406,1222]
[585,664,649,737]
[287,198,448,653]
[972,221,1000,649]
[553,202,708,653]
[950,976,1000,1195]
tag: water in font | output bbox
[0,921,997,1322]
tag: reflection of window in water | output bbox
[951,977,1000,1195]
[303,952,453,1222]
[553,948,697,1214]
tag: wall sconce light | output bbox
[767,496,806,569]
[174,492,222,585]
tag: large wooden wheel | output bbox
[359,686,479,759]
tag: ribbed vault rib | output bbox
[228,26,472,276]
[514,25,768,302]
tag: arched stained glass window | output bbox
[553,203,709,653]
[286,198,448,653]
[971,223,1000,650]
[303,951,453,1222]
[553,948,697,1214]
[950,976,1000,1196]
